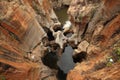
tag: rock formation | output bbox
[67,0,120,80]
[0,0,120,80]
[50,0,72,9]
[0,0,60,80]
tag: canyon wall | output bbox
[0,0,60,80]
[1,0,120,80]
[67,0,120,80]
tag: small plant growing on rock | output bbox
[106,47,120,67]
[106,56,114,67]
[78,14,83,22]
[116,48,120,55]
[115,47,120,61]
[106,62,112,67]
[0,75,6,80]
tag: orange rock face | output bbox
[0,0,59,80]
[67,0,120,80]
[0,39,40,80]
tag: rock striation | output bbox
[67,0,120,80]
[1,0,120,80]
[0,0,60,80]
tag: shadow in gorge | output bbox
[57,45,75,73]
[42,27,55,41]
[41,6,75,80]
[57,68,67,80]
[72,51,87,63]
[41,51,67,80]
[41,52,59,69]
[41,45,75,80]
[56,45,75,80]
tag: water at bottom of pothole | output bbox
[56,68,67,80]
[57,45,75,73]
[42,45,75,80]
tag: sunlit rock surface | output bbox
[1,0,120,80]
[67,0,120,80]
[0,0,60,80]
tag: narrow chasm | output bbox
[42,0,120,80]
[41,6,78,80]
[41,5,88,80]
[1,0,120,80]
[42,44,75,80]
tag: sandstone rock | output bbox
[86,62,120,80]
[54,31,67,49]
[67,0,120,80]
[0,42,40,80]
[39,61,57,80]
[62,0,72,6]
[0,0,46,52]
[50,0,72,9]
[68,0,101,43]
[74,40,89,53]
[0,0,60,80]
[50,0,63,9]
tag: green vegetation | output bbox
[116,48,120,55]
[106,61,113,67]
[106,56,113,67]
[78,14,83,22]
[106,47,120,67]
[115,47,120,61]
[0,75,6,80]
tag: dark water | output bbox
[54,7,68,24]
[57,68,67,80]
[55,7,75,80]
[57,45,75,73]
[64,32,73,38]
[42,46,75,80]
[42,7,75,80]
